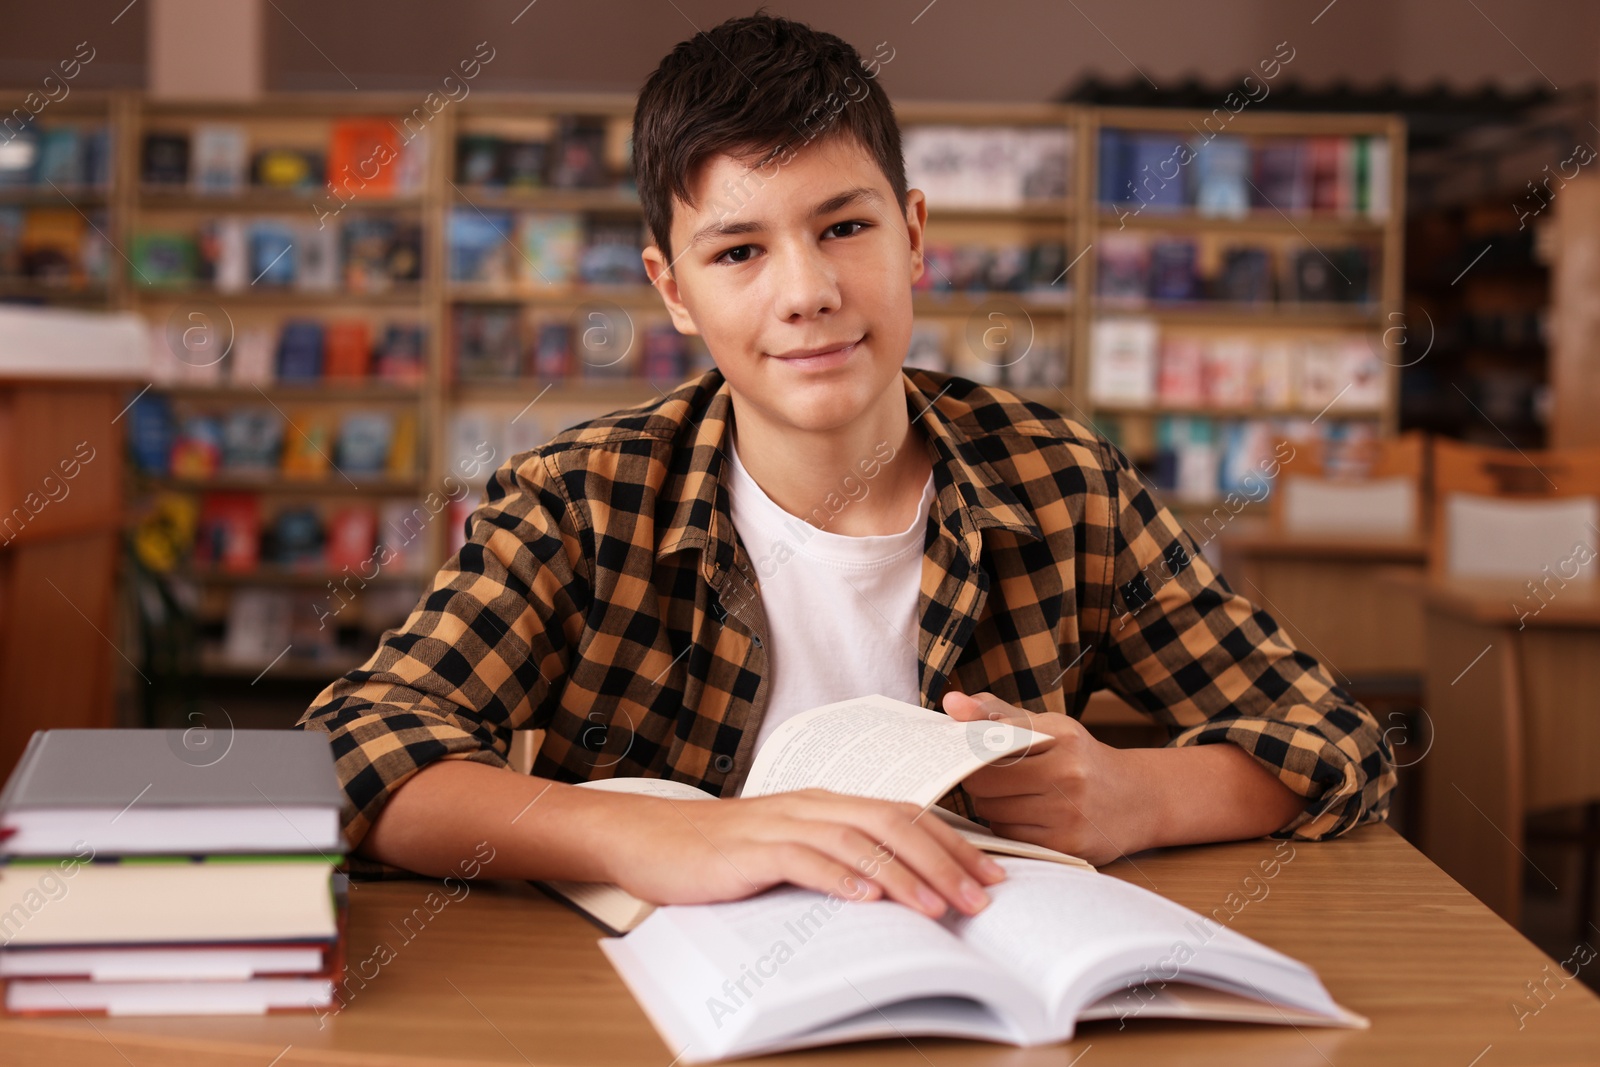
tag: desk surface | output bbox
[3,825,1597,1067]
[1218,530,1428,562]
[1406,576,1600,627]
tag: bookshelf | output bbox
[1080,107,1405,513]
[14,91,1401,706]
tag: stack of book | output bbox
[0,729,347,1016]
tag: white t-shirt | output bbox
[725,434,936,757]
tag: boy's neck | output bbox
[726,378,933,538]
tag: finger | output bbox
[912,806,1009,886]
[751,840,886,904]
[809,820,955,918]
[963,756,1066,797]
[855,809,995,917]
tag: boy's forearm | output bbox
[356,759,633,882]
[1124,742,1306,851]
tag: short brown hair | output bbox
[632,11,905,266]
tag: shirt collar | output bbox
[655,368,1043,584]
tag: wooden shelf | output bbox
[912,292,1074,315]
[131,286,428,305]
[1096,403,1385,420]
[1093,209,1387,236]
[143,474,422,495]
[1092,302,1382,328]
[154,382,423,402]
[183,567,426,587]
[197,649,367,681]
[449,186,642,213]
[138,189,426,212]
[447,283,659,306]
[0,187,111,206]
[452,379,671,403]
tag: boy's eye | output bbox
[711,221,870,265]
[716,244,754,265]
[826,220,870,239]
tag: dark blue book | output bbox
[275,319,325,381]
[125,392,175,475]
[1126,135,1188,212]
[1148,239,1199,302]
[1096,129,1127,206]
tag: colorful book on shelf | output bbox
[295,219,342,291]
[454,305,523,380]
[265,507,325,568]
[1156,335,1205,407]
[131,231,198,288]
[18,208,85,285]
[374,322,426,384]
[387,412,418,478]
[1088,318,1158,407]
[192,123,249,194]
[501,139,550,188]
[328,118,400,197]
[1148,238,1199,302]
[220,410,284,473]
[1215,246,1274,303]
[196,492,261,573]
[323,319,373,378]
[1095,233,1149,305]
[518,210,583,286]
[1307,137,1345,214]
[549,115,610,189]
[34,127,82,188]
[280,410,335,479]
[532,319,573,379]
[448,208,517,284]
[0,127,39,186]
[1254,341,1296,409]
[579,218,647,285]
[170,414,224,477]
[126,393,175,475]
[276,320,326,381]
[641,323,688,381]
[197,216,250,291]
[249,221,298,287]
[222,587,293,664]
[1252,140,1309,213]
[1203,338,1257,408]
[251,145,323,190]
[140,131,189,186]
[325,506,378,571]
[1025,241,1069,295]
[1193,135,1251,217]
[456,134,504,185]
[335,412,396,474]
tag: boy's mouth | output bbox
[768,336,863,369]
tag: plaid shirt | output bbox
[296,367,1395,878]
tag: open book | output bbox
[601,855,1367,1062]
[534,694,1092,934]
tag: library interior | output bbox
[1,1,1600,1064]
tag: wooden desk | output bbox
[4,824,1597,1066]
[1218,532,1428,682]
[1413,577,1600,924]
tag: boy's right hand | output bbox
[602,787,1006,918]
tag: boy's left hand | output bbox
[942,690,1158,865]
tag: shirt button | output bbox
[713,754,734,774]
[752,634,763,648]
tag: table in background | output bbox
[1218,532,1428,683]
[3,824,1597,1066]
[1412,577,1600,925]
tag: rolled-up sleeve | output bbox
[294,453,588,874]
[1092,443,1396,840]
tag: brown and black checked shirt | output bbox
[295,366,1395,878]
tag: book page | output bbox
[612,883,1049,1057]
[739,694,1048,807]
[944,857,1341,1037]
[928,805,1095,870]
[573,777,719,801]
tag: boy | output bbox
[295,13,1394,921]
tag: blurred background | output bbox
[3,0,1598,984]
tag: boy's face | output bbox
[642,134,927,437]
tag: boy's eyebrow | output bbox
[686,186,886,250]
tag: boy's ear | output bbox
[642,244,700,335]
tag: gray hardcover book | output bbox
[0,730,345,857]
